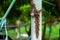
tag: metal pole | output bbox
[3,0,16,19]
[31,0,42,40]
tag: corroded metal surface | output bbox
[31,1,42,38]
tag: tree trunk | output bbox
[42,23,46,40]
[54,0,60,16]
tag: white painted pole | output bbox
[31,12,36,40]
[31,0,42,40]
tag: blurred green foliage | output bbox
[0,0,59,24]
[0,0,59,40]
[0,0,31,24]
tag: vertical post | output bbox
[3,0,16,19]
[31,0,42,40]
[16,20,21,39]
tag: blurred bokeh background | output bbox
[0,0,60,40]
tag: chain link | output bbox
[31,3,42,38]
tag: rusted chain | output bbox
[32,3,42,38]
[30,0,42,38]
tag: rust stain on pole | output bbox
[30,0,42,38]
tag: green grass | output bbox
[44,23,60,38]
[3,23,60,39]
[3,25,30,39]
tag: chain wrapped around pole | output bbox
[30,0,42,39]
[31,3,42,38]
